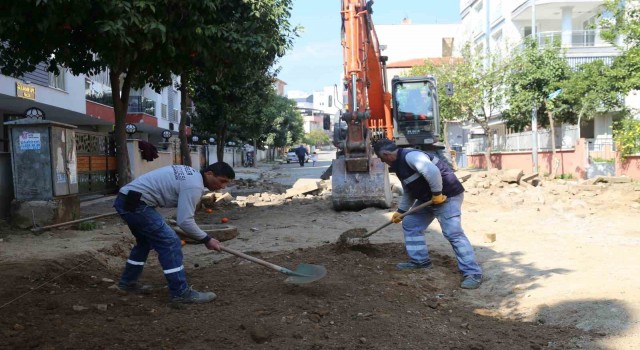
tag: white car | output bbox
[286,148,309,163]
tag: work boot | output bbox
[118,281,153,295]
[396,261,433,270]
[461,274,483,289]
[171,287,217,304]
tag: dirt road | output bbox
[1,154,639,349]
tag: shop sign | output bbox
[16,82,36,100]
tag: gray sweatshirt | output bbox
[120,165,209,242]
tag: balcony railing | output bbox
[529,30,611,49]
[85,79,113,107]
[128,96,156,116]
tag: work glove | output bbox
[391,212,403,224]
[431,193,447,205]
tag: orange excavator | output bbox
[332,0,442,210]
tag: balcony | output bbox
[516,29,619,61]
[128,96,156,116]
[534,29,611,48]
[512,0,603,22]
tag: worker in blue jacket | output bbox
[373,139,482,289]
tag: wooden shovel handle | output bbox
[361,200,433,239]
[171,224,290,274]
[31,212,118,232]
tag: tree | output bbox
[410,44,509,168]
[191,73,304,162]
[504,39,573,129]
[174,0,297,166]
[0,0,296,185]
[304,129,331,147]
[504,39,573,176]
[600,0,640,158]
[264,96,304,159]
[559,59,626,126]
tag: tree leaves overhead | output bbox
[0,0,297,184]
[601,0,640,158]
[503,39,573,131]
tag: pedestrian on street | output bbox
[373,139,482,289]
[295,144,309,167]
[113,162,235,303]
[311,152,318,167]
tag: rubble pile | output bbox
[204,167,638,213]
[232,178,288,194]
[458,169,639,212]
[208,179,331,209]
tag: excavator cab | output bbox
[391,76,439,149]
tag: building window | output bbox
[49,69,65,90]
[492,29,503,54]
[491,0,502,23]
[171,109,179,122]
[85,70,113,106]
[161,104,168,119]
[328,95,333,107]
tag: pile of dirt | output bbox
[0,242,597,349]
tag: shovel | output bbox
[171,225,326,284]
[338,200,433,244]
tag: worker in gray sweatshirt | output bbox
[113,162,235,304]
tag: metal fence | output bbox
[587,136,616,161]
[466,125,580,155]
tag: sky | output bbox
[277,0,461,96]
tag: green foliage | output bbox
[410,44,508,155]
[503,39,573,131]
[0,0,297,184]
[304,130,331,147]
[555,173,574,180]
[78,221,97,231]
[559,59,626,122]
[409,56,473,124]
[613,117,640,159]
[591,157,615,163]
[598,1,640,159]
[600,0,640,93]
[191,75,304,162]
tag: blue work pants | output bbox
[113,195,188,297]
[401,194,482,276]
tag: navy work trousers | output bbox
[113,195,188,297]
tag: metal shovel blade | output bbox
[283,263,327,284]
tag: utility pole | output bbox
[531,0,538,173]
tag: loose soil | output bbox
[1,168,639,349]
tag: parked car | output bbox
[286,148,309,163]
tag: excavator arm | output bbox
[332,0,393,210]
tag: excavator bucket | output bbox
[331,157,392,211]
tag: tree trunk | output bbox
[253,139,257,167]
[549,111,559,179]
[110,70,132,187]
[483,126,493,170]
[179,76,191,167]
[216,125,227,162]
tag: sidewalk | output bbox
[232,161,275,180]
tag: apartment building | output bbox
[0,65,184,203]
[288,86,340,134]
[459,0,626,155]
